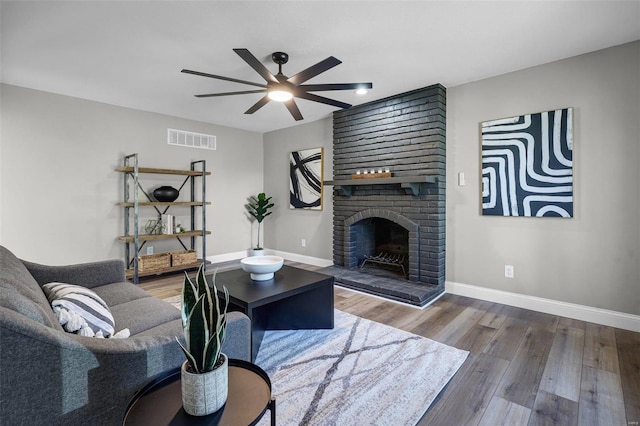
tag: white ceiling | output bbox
[1,1,639,133]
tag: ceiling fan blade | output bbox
[287,56,342,85]
[294,91,352,109]
[195,90,266,98]
[245,95,271,115]
[284,99,304,121]
[298,83,373,92]
[233,48,279,84]
[181,69,266,88]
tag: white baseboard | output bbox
[206,251,248,264]
[206,249,333,268]
[265,249,333,268]
[446,281,640,332]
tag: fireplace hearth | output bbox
[323,84,446,306]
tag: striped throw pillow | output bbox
[42,282,115,337]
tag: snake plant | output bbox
[177,264,229,374]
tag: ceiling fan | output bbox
[182,48,373,121]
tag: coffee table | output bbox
[209,265,334,362]
[123,359,275,425]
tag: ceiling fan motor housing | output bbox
[272,52,289,65]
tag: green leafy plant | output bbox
[246,192,275,250]
[177,264,229,374]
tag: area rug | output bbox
[254,309,468,426]
[162,296,468,425]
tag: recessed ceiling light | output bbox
[356,88,368,95]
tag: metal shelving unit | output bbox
[117,153,211,284]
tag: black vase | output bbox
[153,186,179,202]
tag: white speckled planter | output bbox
[181,354,228,416]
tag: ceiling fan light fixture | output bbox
[185,48,373,121]
[268,89,293,102]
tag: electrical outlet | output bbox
[301,239,306,248]
[505,265,514,278]
[146,246,154,255]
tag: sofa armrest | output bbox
[22,259,126,288]
[222,311,251,362]
[0,309,184,424]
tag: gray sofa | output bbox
[0,245,250,425]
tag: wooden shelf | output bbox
[118,230,211,243]
[323,175,437,196]
[117,201,211,207]
[116,166,211,176]
[125,259,210,279]
[118,154,210,285]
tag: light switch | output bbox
[458,172,466,186]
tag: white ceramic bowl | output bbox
[240,255,284,281]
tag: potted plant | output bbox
[177,264,230,416]
[246,192,275,256]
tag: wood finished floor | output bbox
[139,261,640,426]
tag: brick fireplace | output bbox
[324,84,446,306]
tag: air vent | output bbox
[167,128,216,150]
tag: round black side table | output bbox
[123,359,275,425]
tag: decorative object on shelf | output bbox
[352,171,393,179]
[170,250,197,266]
[178,264,230,416]
[290,147,323,210]
[240,255,284,281]
[144,219,164,235]
[246,193,275,252]
[138,253,171,272]
[161,214,175,235]
[152,186,179,202]
[481,108,573,217]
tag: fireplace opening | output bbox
[352,218,409,279]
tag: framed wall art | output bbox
[290,147,323,210]
[481,108,573,217]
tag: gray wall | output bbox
[447,41,640,315]
[2,41,638,316]
[262,117,333,260]
[0,84,263,264]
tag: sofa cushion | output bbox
[0,246,61,329]
[42,282,116,337]
[110,296,181,335]
[91,281,152,307]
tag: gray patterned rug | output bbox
[254,309,468,426]
[163,297,468,425]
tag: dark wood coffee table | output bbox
[209,265,334,362]
[123,359,275,425]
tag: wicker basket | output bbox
[138,253,171,272]
[170,250,197,267]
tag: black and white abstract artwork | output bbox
[481,108,573,217]
[290,147,323,210]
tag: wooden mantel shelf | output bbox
[323,175,437,196]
